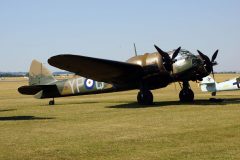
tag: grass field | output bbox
[0,74,240,160]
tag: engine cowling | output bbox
[127,53,171,89]
[128,52,166,73]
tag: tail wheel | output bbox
[49,98,55,105]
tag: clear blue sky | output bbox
[0,0,239,72]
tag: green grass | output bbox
[0,74,240,160]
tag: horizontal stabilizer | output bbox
[200,76,215,84]
[200,76,216,92]
[18,85,57,95]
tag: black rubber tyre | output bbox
[179,88,194,102]
[49,100,55,105]
[137,90,153,105]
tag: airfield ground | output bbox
[0,74,240,160]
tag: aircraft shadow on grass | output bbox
[0,116,55,121]
[38,98,240,108]
[0,109,17,112]
[107,98,240,109]
[39,101,99,107]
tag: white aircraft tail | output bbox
[200,76,217,93]
[201,76,215,84]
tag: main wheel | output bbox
[137,90,153,105]
[179,88,194,102]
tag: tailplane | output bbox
[29,60,56,85]
[201,76,216,85]
[200,76,217,93]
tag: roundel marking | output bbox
[84,79,95,90]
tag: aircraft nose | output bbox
[192,58,202,67]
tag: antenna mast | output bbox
[134,43,138,56]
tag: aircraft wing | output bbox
[48,54,143,84]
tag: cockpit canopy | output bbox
[169,49,195,60]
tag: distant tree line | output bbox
[0,72,72,77]
[0,72,27,77]
[0,71,238,78]
[216,71,238,74]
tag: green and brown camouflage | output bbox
[18,46,218,105]
[29,60,57,85]
[18,50,209,99]
[19,60,115,99]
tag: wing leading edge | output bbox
[48,54,143,84]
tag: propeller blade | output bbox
[211,50,218,62]
[197,50,212,73]
[197,50,210,62]
[171,47,181,60]
[211,50,219,81]
[197,50,204,57]
[154,45,182,72]
[198,49,219,81]
[154,45,169,58]
[154,45,171,71]
[212,70,215,79]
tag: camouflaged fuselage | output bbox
[19,48,211,100]
[34,76,120,99]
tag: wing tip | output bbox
[48,55,66,66]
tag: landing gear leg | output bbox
[49,98,55,105]
[137,90,153,105]
[179,81,194,102]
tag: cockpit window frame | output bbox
[169,49,195,61]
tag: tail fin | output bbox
[201,76,216,84]
[29,60,56,85]
[200,76,217,93]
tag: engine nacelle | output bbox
[127,53,171,89]
[127,53,166,75]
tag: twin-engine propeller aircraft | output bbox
[200,75,240,96]
[18,45,219,105]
